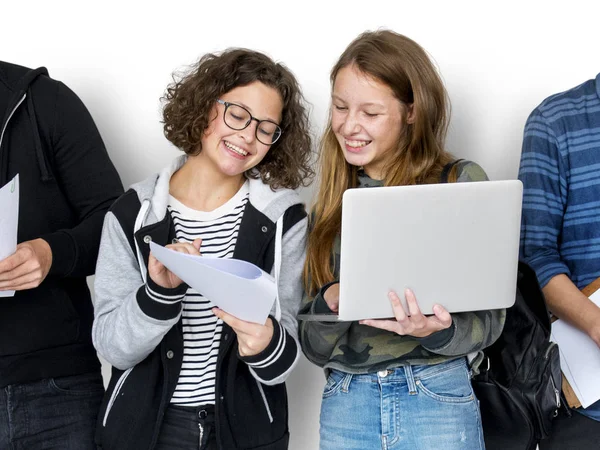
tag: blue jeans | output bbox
[320,357,484,450]
[0,372,104,450]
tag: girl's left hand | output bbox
[212,308,274,356]
[360,288,452,338]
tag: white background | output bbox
[2,1,599,448]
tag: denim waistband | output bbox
[330,356,469,391]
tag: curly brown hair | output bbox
[161,48,314,190]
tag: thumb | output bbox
[192,238,202,251]
[432,304,452,328]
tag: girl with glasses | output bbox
[299,30,504,450]
[92,49,313,449]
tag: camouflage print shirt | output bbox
[298,160,506,374]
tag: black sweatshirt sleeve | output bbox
[41,81,123,278]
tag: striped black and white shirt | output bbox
[168,182,249,406]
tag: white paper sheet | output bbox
[149,242,276,324]
[551,290,600,408]
[0,175,19,298]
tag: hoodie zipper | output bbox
[0,94,26,151]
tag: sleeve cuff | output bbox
[417,320,456,351]
[42,231,76,277]
[521,250,570,289]
[240,316,298,381]
[136,277,187,320]
[530,260,570,288]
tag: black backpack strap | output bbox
[440,159,465,183]
[282,203,307,234]
[517,261,552,333]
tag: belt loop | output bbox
[404,364,418,395]
[341,373,353,393]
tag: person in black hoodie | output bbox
[0,61,123,449]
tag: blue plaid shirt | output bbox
[518,73,600,420]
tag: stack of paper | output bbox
[149,242,276,324]
[0,175,19,298]
[551,291,600,408]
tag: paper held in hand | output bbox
[149,242,276,324]
[551,289,600,409]
[0,175,19,298]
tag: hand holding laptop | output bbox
[307,282,454,338]
[360,288,452,338]
[323,283,340,312]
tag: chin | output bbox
[343,152,371,169]
[218,163,247,178]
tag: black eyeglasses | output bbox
[216,99,282,145]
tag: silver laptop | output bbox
[300,180,522,322]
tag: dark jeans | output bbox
[155,404,217,450]
[538,408,600,450]
[0,371,104,450]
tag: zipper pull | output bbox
[549,373,561,417]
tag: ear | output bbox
[405,103,416,124]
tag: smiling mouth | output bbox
[344,139,371,149]
[224,140,249,156]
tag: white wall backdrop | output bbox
[3,1,599,448]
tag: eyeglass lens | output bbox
[223,103,281,145]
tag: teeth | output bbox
[224,141,248,156]
[345,140,370,148]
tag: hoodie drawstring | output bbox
[134,199,152,284]
[273,214,284,322]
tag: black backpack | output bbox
[471,261,563,450]
[439,160,562,448]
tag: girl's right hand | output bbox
[360,288,452,337]
[148,238,202,289]
[323,282,340,313]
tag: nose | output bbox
[238,120,258,144]
[340,111,361,136]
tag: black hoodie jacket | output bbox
[0,61,123,387]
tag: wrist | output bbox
[34,238,52,266]
[240,318,298,381]
[582,306,600,347]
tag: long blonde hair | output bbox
[304,30,457,294]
